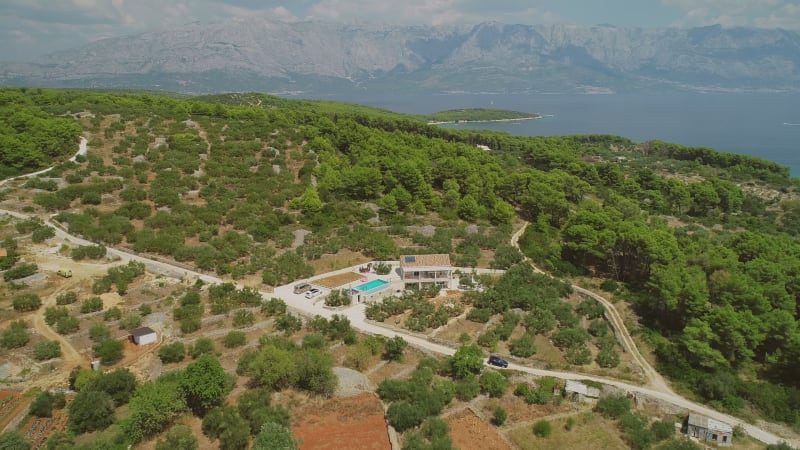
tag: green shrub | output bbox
[509,333,537,357]
[190,338,215,359]
[71,245,107,260]
[600,279,619,293]
[68,391,114,433]
[33,341,61,360]
[275,313,302,336]
[1,321,29,349]
[222,331,247,348]
[383,336,408,361]
[93,338,124,364]
[104,306,122,321]
[466,307,493,323]
[596,395,631,419]
[324,289,351,307]
[24,177,58,191]
[565,345,592,365]
[56,291,78,305]
[88,323,111,342]
[261,298,286,316]
[597,347,620,368]
[576,298,605,319]
[651,420,675,441]
[30,392,55,418]
[180,317,201,334]
[155,425,198,450]
[455,375,481,401]
[480,370,509,398]
[552,327,591,349]
[373,262,392,275]
[159,342,186,363]
[492,407,507,426]
[532,420,552,438]
[56,316,80,334]
[44,306,70,326]
[12,293,41,311]
[81,191,102,205]
[232,309,255,327]
[31,226,55,243]
[119,314,143,330]
[387,401,426,432]
[80,296,103,313]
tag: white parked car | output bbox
[305,288,322,299]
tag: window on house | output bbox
[712,434,718,441]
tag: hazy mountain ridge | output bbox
[1,18,799,94]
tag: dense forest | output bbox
[1,87,799,429]
[0,89,82,178]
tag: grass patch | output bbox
[508,414,627,450]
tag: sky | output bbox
[1,0,799,62]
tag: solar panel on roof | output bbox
[404,256,416,263]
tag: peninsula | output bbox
[426,108,539,124]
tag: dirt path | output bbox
[509,222,673,394]
[29,279,87,372]
[0,137,87,189]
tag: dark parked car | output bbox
[488,355,508,368]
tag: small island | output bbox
[426,108,540,124]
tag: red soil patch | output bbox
[21,404,69,450]
[445,409,512,450]
[292,393,390,450]
[0,391,28,432]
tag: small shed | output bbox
[0,248,7,257]
[685,413,733,446]
[564,380,600,402]
[130,327,157,345]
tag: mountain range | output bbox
[1,18,799,94]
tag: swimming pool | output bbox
[353,279,390,295]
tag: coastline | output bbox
[427,115,541,125]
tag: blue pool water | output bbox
[354,279,389,294]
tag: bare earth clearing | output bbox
[291,393,391,450]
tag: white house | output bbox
[130,327,157,345]
[399,254,452,290]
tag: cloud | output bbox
[1,0,798,62]
[662,0,800,29]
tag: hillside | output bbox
[1,89,800,448]
[2,20,800,94]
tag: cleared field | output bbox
[313,272,363,289]
[292,393,391,450]
[508,414,627,450]
[445,409,512,450]
[21,406,69,450]
[0,391,27,431]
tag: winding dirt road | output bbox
[510,222,672,394]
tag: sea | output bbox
[290,92,800,177]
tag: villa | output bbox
[399,254,453,290]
